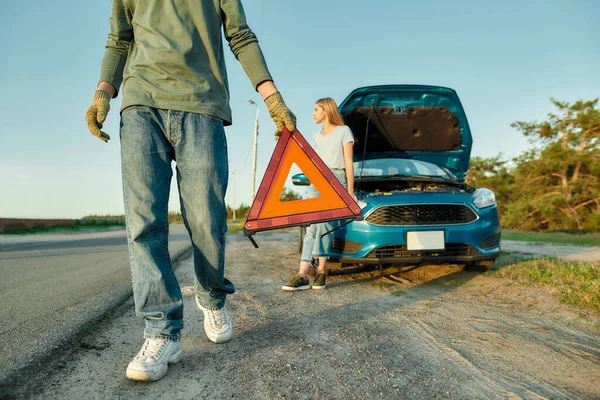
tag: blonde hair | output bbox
[316,97,345,126]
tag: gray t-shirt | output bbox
[313,125,354,169]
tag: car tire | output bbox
[464,260,495,272]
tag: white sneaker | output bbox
[126,338,181,382]
[196,296,232,344]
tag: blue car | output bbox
[293,85,500,271]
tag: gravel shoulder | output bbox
[6,230,600,399]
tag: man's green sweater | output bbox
[100,0,273,125]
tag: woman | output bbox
[282,98,355,291]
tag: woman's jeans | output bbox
[300,169,347,263]
[120,106,235,340]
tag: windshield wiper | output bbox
[355,174,452,181]
[386,174,453,182]
[406,174,445,179]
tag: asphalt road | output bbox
[0,224,192,385]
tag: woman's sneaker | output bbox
[282,274,311,291]
[126,338,181,382]
[312,273,327,290]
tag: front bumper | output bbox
[327,202,501,265]
[330,250,500,265]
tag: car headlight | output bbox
[473,188,496,209]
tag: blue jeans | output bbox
[120,106,235,340]
[301,169,347,262]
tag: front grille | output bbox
[330,238,362,254]
[365,204,477,225]
[366,243,479,259]
[481,233,501,249]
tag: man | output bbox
[85,0,296,382]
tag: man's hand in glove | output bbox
[85,90,112,142]
[265,91,296,140]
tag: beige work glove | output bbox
[85,90,112,142]
[265,92,296,140]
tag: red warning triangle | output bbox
[244,127,362,236]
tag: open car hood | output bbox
[339,85,473,180]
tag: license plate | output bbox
[407,231,445,251]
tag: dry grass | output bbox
[493,257,600,313]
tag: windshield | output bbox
[354,158,452,179]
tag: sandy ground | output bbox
[5,230,600,399]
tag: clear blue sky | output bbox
[1,0,598,219]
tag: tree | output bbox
[466,155,515,217]
[280,187,301,201]
[168,212,183,223]
[504,99,600,231]
[227,203,251,221]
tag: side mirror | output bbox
[291,173,310,186]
